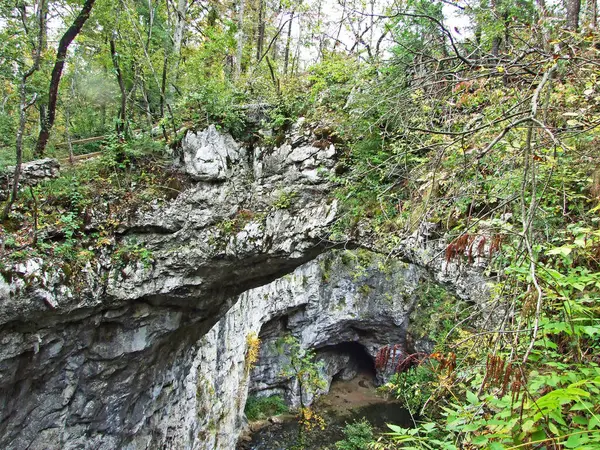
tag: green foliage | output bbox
[180,81,246,137]
[101,134,165,171]
[276,335,327,409]
[54,212,82,259]
[381,366,437,415]
[308,53,358,107]
[371,422,454,450]
[318,8,600,450]
[272,191,298,210]
[335,419,374,450]
[113,241,154,270]
[244,395,289,421]
[0,112,15,161]
[1,132,176,287]
[408,282,466,345]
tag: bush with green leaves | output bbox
[179,80,246,138]
[381,366,437,416]
[244,395,289,421]
[335,419,374,450]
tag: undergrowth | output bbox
[0,134,186,288]
[244,395,289,421]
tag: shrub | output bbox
[244,395,288,421]
[335,419,374,450]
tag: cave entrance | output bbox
[318,341,377,383]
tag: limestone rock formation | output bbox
[0,125,493,450]
[147,250,430,450]
[0,125,337,450]
[0,158,60,200]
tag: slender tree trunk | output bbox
[293,19,302,75]
[110,36,127,135]
[474,24,482,60]
[490,0,501,57]
[535,0,552,50]
[160,52,168,124]
[170,0,189,97]
[2,0,45,220]
[266,56,280,95]
[566,0,582,30]
[284,11,294,75]
[2,82,37,220]
[316,0,324,62]
[38,0,48,143]
[34,0,97,157]
[588,0,597,28]
[536,0,548,16]
[235,0,245,78]
[141,80,153,129]
[256,0,265,61]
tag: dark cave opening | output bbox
[319,341,377,382]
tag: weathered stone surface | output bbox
[0,125,338,450]
[0,158,60,200]
[130,250,429,450]
[0,123,494,450]
[181,125,244,181]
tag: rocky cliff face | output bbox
[0,125,337,450]
[145,249,436,450]
[0,158,60,201]
[0,125,491,450]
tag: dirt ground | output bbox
[315,372,389,414]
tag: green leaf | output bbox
[466,390,479,405]
[547,246,573,256]
[471,435,489,445]
[531,430,546,441]
[387,424,407,433]
[565,434,584,448]
[572,415,589,425]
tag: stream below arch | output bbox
[239,372,413,449]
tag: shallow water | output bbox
[240,401,413,450]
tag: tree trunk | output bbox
[170,0,189,97]
[256,0,265,61]
[235,0,245,79]
[2,0,45,220]
[34,0,96,157]
[284,11,294,75]
[536,0,548,16]
[110,36,127,135]
[566,0,582,30]
[38,1,48,143]
[160,52,168,127]
[490,0,501,57]
[2,82,37,220]
[588,0,597,28]
[141,80,154,129]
